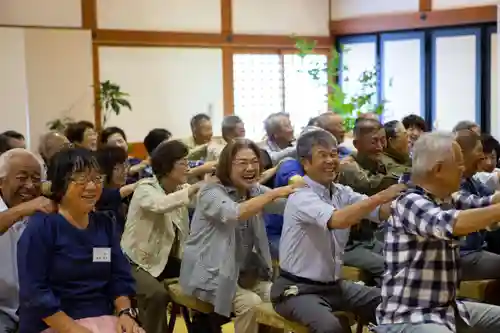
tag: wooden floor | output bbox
[171,316,370,333]
[172,316,234,333]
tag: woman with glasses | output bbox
[65,121,98,151]
[95,146,138,235]
[180,138,300,333]
[17,147,141,333]
[121,140,208,333]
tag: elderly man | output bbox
[265,115,351,259]
[453,120,480,134]
[375,132,500,333]
[271,128,405,333]
[183,113,225,161]
[38,131,70,166]
[452,130,500,281]
[338,118,399,284]
[206,115,245,162]
[0,148,55,331]
[259,112,296,166]
[381,120,411,178]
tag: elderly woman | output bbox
[180,138,299,333]
[17,148,140,333]
[121,140,206,333]
[65,121,97,151]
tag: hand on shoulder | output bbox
[25,196,57,215]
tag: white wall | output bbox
[0,0,81,27]
[331,0,497,20]
[491,30,498,138]
[97,0,221,32]
[24,29,94,150]
[0,28,94,149]
[233,0,330,35]
[99,47,224,142]
[98,0,330,36]
[432,0,498,10]
[0,28,30,141]
[331,0,419,20]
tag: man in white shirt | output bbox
[0,148,54,331]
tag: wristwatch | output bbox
[117,307,139,320]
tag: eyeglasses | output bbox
[70,174,105,185]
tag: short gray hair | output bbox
[221,115,243,140]
[264,112,289,137]
[38,131,65,159]
[452,120,478,133]
[0,148,45,179]
[297,129,337,160]
[412,132,456,177]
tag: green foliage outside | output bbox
[294,37,387,131]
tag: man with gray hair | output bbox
[206,115,246,161]
[0,149,55,331]
[452,120,480,134]
[271,128,405,333]
[38,131,70,165]
[259,112,296,166]
[264,125,323,259]
[376,132,500,333]
[265,119,353,259]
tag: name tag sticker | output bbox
[93,247,111,263]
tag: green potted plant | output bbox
[294,38,386,131]
[98,80,132,127]
[46,116,74,132]
[47,80,132,132]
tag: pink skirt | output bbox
[42,315,118,333]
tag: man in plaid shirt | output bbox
[375,132,500,333]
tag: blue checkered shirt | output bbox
[376,186,493,331]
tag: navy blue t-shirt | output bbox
[95,188,126,235]
[17,211,135,333]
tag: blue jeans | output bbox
[0,311,17,333]
[269,237,280,261]
[375,301,500,333]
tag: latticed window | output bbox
[233,53,328,141]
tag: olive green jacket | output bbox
[380,147,412,179]
[338,152,400,247]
